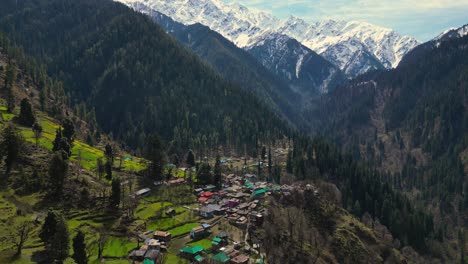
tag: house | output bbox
[218,231,229,241]
[168,178,185,185]
[194,255,204,263]
[190,226,210,240]
[235,216,248,226]
[147,239,161,249]
[194,188,204,194]
[199,207,215,218]
[180,245,204,260]
[200,191,214,197]
[201,223,211,229]
[211,252,230,263]
[217,190,228,197]
[205,184,217,191]
[198,197,209,203]
[226,199,240,208]
[231,254,249,264]
[128,250,146,261]
[252,188,266,198]
[207,204,225,215]
[212,236,227,250]
[144,249,160,263]
[154,231,171,242]
[135,188,151,198]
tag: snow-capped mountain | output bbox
[246,32,343,94]
[399,24,468,67]
[433,24,468,44]
[117,0,419,78]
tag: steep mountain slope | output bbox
[148,10,312,130]
[0,0,291,153]
[117,0,419,78]
[126,2,344,96]
[314,27,468,258]
[246,32,344,95]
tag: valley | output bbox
[0,0,467,263]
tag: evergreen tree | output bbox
[145,134,165,180]
[62,118,75,146]
[39,211,57,244]
[105,144,113,163]
[49,216,69,263]
[213,154,222,189]
[18,98,35,126]
[48,151,69,196]
[110,177,121,209]
[32,123,43,146]
[52,128,62,152]
[268,147,272,181]
[1,123,23,175]
[105,160,112,180]
[4,62,16,112]
[186,150,195,168]
[286,151,293,174]
[197,163,212,185]
[72,230,87,264]
[261,146,266,161]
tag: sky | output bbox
[223,0,468,41]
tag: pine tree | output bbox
[4,62,16,112]
[105,160,112,180]
[105,144,114,163]
[32,123,43,146]
[62,118,75,146]
[1,123,23,175]
[214,154,222,189]
[110,177,121,209]
[39,211,57,244]
[49,216,69,263]
[186,149,195,168]
[145,134,165,180]
[72,230,88,264]
[197,163,212,185]
[268,147,272,181]
[48,151,69,196]
[18,98,35,127]
[286,151,293,174]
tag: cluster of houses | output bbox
[193,174,283,227]
[128,231,172,264]
[180,230,253,264]
[129,171,300,264]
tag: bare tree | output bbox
[8,217,34,256]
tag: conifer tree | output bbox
[72,230,88,264]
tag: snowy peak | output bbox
[116,0,419,77]
[433,24,468,44]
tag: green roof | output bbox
[143,259,155,264]
[255,259,264,264]
[180,245,204,255]
[212,237,222,243]
[195,255,204,262]
[245,182,253,188]
[253,189,266,196]
[212,252,230,263]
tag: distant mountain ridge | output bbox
[117,0,419,78]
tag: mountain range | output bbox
[117,0,419,79]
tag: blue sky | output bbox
[223,0,468,41]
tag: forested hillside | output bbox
[0,0,291,155]
[149,11,311,130]
[315,32,468,260]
